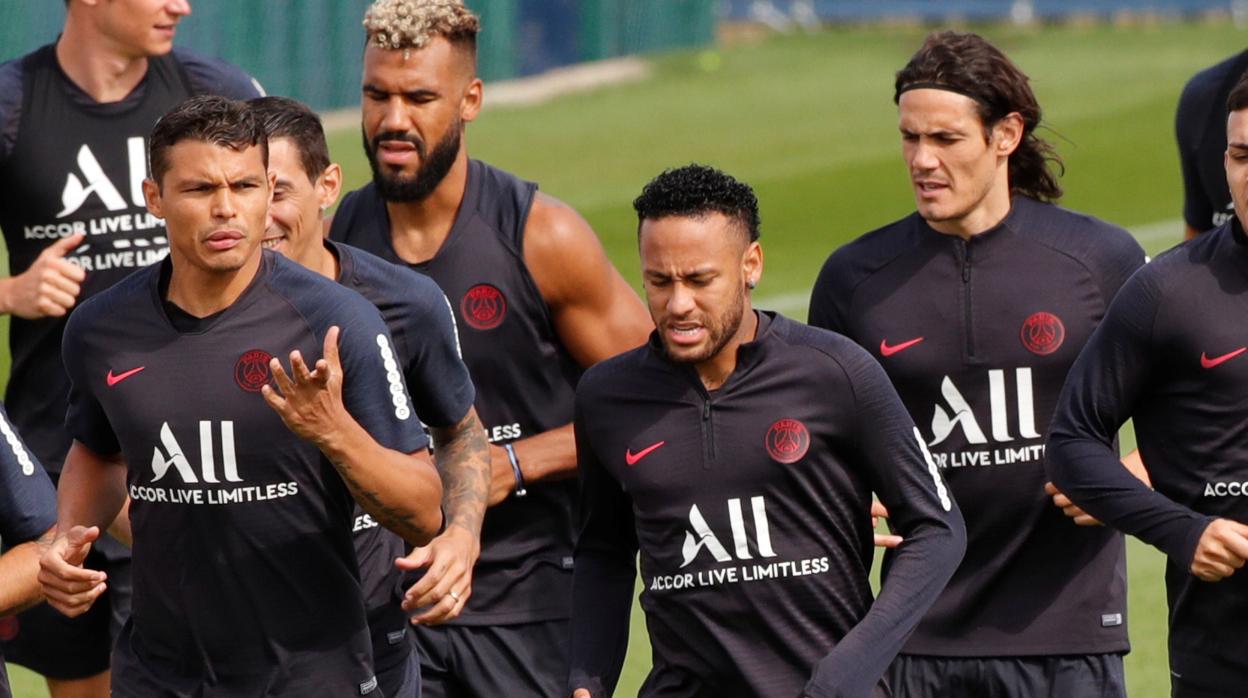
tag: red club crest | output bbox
[766,418,810,464]
[460,284,507,331]
[235,349,272,393]
[1020,311,1065,356]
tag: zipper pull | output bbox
[703,400,711,420]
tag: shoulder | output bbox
[265,251,380,332]
[524,191,594,254]
[337,241,446,313]
[0,51,33,158]
[171,46,264,99]
[64,264,158,348]
[329,183,382,239]
[770,314,873,372]
[815,213,925,299]
[1010,197,1144,266]
[577,344,653,404]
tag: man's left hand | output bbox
[262,326,348,448]
[396,524,479,624]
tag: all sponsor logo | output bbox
[925,369,1046,468]
[681,496,776,568]
[460,284,506,330]
[235,350,272,393]
[1020,311,1065,356]
[765,418,809,464]
[130,421,300,506]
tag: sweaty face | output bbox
[1226,109,1248,230]
[264,138,326,266]
[146,140,270,276]
[640,213,759,368]
[96,0,192,58]
[360,40,474,203]
[899,89,1012,235]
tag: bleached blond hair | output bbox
[363,0,480,52]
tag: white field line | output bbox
[753,218,1186,317]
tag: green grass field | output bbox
[5,19,1245,697]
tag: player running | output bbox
[1049,70,1248,698]
[1176,49,1248,239]
[0,3,261,694]
[808,31,1146,696]
[38,95,442,696]
[250,94,490,697]
[329,2,652,695]
[0,403,57,698]
[569,164,965,698]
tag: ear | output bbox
[742,240,763,291]
[316,163,343,211]
[461,77,483,123]
[992,112,1025,157]
[142,178,164,219]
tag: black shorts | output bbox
[888,653,1126,698]
[1171,675,1243,698]
[412,620,568,698]
[1,532,131,680]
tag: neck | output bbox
[167,252,261,318]
[695,305,758,391]
[384,149,470,264]
[56,20,150,103]
[314,240,341,281]
[929,178,1012,240]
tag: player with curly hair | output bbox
[569,164,965,698]
[330,2,653,695]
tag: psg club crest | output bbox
[460,284,507,331]
[0,616,18,642]
[1020,311,1065,356]
[766,418,810,464]
[234,349,273,393]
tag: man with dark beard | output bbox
[568,164,965,698]
[328,2,652,696]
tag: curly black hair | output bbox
[632,164,760,242]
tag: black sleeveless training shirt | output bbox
[331,159,581,624]
[0,45,190,475]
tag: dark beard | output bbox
[363,123,461,203]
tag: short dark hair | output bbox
[633,164,761,242]
[895,30,1063,202]
[248,96,331,183]
[1229,69,1248,113]
[149,95,267,186]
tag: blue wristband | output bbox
[504,443,527,498]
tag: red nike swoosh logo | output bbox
[880,337,924,357]
[1201,348,1247,369]
[106,366,146,386]
[625,441,666,466]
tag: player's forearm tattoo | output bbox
[335,465,434,544]
[430,410,490,538]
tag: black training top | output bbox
[570,312,965,698]
[1176,49,1248,234]
[0,44,260,476]
[0,401,56,698]
[331,239,475,674]
[330,159,582,625]
[62,251,428,697]
[809,196,1145,656]
[1049,217,1248,693]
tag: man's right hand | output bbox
[1191,518,1248,582]
[0,233,86,319]
[38,525,107,617]
[572,690,591,698]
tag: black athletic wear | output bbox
[0,44,261,476]
[330,159,581,626]
[412,620,569,698]
[888,653,1125,698]
[332,239,475,698]
[570,312,965,698]
[62,251,430,696]
[0,402,56,698]
[1048,217,1248,695]
[809,196,1145,659]
[1176,49,1248,234]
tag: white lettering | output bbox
[58,145,126,217]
